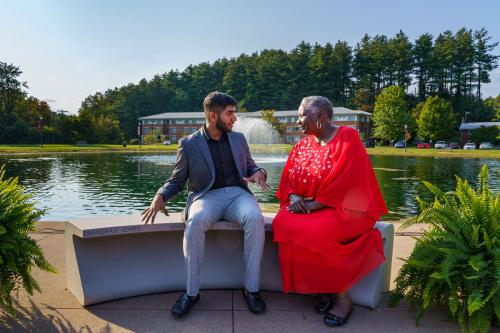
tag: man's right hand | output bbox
[141,194,169,224]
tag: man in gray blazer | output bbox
[142,92,269,318]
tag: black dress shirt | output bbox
[204,128,243,190]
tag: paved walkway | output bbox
[0,222,462,332]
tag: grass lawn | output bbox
[0,144,498,158]
[365,146,499,158]
[0,144,178,154]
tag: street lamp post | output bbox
[37,116,44,148]
[404,124,408,152]
[137,121,142,148]
[52,111,56,144]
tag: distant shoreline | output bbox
[1,144,498,159]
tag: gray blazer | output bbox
[156,125,263,221]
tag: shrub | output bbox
[129,139,139,145]
[0,165,56,316]
[390,165,499,333]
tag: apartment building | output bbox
[138,107,372,144]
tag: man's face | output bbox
[214,105,237,133]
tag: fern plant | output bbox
[390,165,499,333]
[0,165,56,316]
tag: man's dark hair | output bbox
[203,92,237,119]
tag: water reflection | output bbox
[0,153,497,221]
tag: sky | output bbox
[1,0,499,114]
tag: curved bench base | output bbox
[65,213,393,308]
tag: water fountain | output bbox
[233,116,281,144]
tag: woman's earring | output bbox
[316,121,322,129]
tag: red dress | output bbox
[273,126,388,294]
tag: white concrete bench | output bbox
[65,213,393,308]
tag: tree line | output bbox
[0,27,498,144]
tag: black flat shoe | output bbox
[315,294,333,314]
[171,293,200,318]
[242,289,266,314]
[324,305,353,327]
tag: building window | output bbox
[286,127,292,133]
[286,136,292,143]
[171,135,177,141]
[143,127,150,134]
[176,120,185,124]
[171,127,177,133]
[294,136,300,142]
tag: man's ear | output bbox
[208,111,217,122]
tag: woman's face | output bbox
[297,105,320,135]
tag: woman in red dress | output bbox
[273,96,388,327]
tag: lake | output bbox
[0,152,498,221]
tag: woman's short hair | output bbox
[300,96,333,119]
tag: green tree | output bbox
[330,41,353,106]
[78,92,123,143]
[388,30,413,91]
[252,49,291,110]
[409,101,425,140]
[260,109,285,141]
[484,94,500,120]
[452,28,475,99]
[432,31,455,95]
[473,28,499,98]
[471,126,499,144]
[417,95,456,141]
[286,41,313,108]
[372,86,409,143]
[414,33,434,100]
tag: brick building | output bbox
[138,108,372,144]
[458,122,500,146]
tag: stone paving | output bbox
[0,222,464,333]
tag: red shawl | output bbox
[277,126,388,219]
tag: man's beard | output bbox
[215,116,232,133]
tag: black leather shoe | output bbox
[242,289,266,314]
[171,293,200,318]
[323,305,353,327]
[314,294,333,314]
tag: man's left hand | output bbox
[243,170,270,191]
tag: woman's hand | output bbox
[287,198,326,214]
[289,193,303,205]
[287,197,310,214]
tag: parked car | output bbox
[394,140,406,148]
[162,140,171,145]
[417,142,430,149]
[463,142,476,150]
[450,143,460,149]
[479,142,493,149]
[434,141,449,149]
